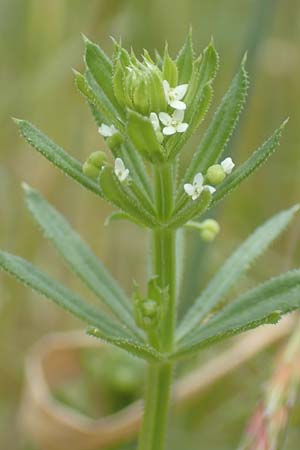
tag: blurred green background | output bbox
[1,0,300,449]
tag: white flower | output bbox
[114,158,129,182]
[184,173,216,201]
[221,157,235,174]
[98,123,118,138]
[159,110,189,136]
[163,80,188,110]
[150,112,160,132]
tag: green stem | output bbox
[138,164,176,450]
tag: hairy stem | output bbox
[138,164,176,450]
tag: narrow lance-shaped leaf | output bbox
[75,70,124,133]
[169,189,211,229]
[0,251,134,340]
[181,55,249,191]
[14,119,103,198]
[83,35,124,118]
[184,39,219,120]
[87,327,164,362]
[211,119,289,206]
[167,41,219,160]
[24,185,141,337]
[174,270,300,360]
[176,28,194,84]
[177,204,299,341]
[99,166,159,228]
[127,110,164,163]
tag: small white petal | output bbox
[159,112,172,126]
[221,157,235,174]
[98,124,117,137]
[115,157,125,173]
[150,112,160,131]
[119,168,129,182]
[205,185,216,194]
[173,109,185,122]
[192,192,200,201]
[163,80,170,96]
[176,122,189,133]
[173,84,188,99]
[163,126,176,136]
[170,100,186,110]
[193,172,204,187]
[184,183,195,196]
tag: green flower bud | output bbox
[88,151,107,168]
[200,219,220,242]
[133,279,161,330]
[113,49,167,116]
[83,151,107,179]
[106,133,124,150]
[82,161,99,179]
[206,164,226,185]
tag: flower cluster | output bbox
[149,80,189,138]
[184,157,235,201]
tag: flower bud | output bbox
[88,151,107,168]
[200,219,220,242]
[206,164,226,185]
[113,49,167,116]
[106,133,124,150]
[82,151,107,179]
[133,279,161,330]
[82,161,99,179]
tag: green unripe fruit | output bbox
[88,151,107,168]
[206,164,226,185]
[107,133,124,150]
[82,161,99,179]
[200,219,220,242]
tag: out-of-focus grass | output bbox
[1,0,300,449]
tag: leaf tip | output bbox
[81,33,91,46]
[12,117,24,127]
[21,181,31,193]
[242,51,248,65]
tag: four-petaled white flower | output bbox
[221,157,235,174]
[163,80,188,110]
[98,123,118,138]
[184,173,216,201]
[150,112,160,132]
[159,110,189,136]
[114,158,129,182]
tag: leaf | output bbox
[83,35,124,117]
[183,56,249,184]
[14,119,103,198]
[87,326,164,362]
[119,142,154,200]
[75,70,124,132]
[169,189,211,229]
[167,40,219,160]
[127,110,164,163]
[24,185,141,336]
[177,204,299,341]
[211,119,289,206]
[162,43,178,86]
[184,39,219,119]
[105,211,142,227]
[174,270,300,360]
[99,166,159,228]
[176,28,194,83]
[0,250,135,340]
